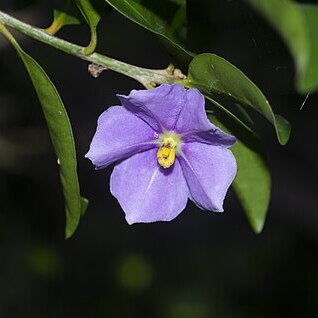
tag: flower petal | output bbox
[182,129,236,147]
[117,84,186,132]
[110,148,189,224]
[85,106,157,169]
[174,87,211,132]
[176,88,236,146]
[118,84,236,146]
[179,142,237,212]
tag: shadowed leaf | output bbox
[105,0,194,68]
[0,23,88,238]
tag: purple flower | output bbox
[86,84,237,224]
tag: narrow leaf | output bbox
[0,23,88,238]
[188,53,291,145]
[105,0,193,67]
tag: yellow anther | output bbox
[157,145,176,169]
[156,131,181,168]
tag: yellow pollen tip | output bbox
[157,145,176,169]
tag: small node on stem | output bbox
[166,63,175,75]
[88,63,107,78]
[173,68,187,80]
[164,64,186,80]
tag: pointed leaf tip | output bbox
[188,53,291,145]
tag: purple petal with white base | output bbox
[85,106,157,169]
[110,148,189,224]
[179,142,237,211]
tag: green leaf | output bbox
[205,96,256,136]
[244,0,318,93]
[167,0,187,39]
[54,9,81,26]
[76,0,101,55]
[0,23,88,238]
[45,10,81,35]
[105,0,194,67]
[298,4,318,93]
[207,112,271,233]
[187,53,291,145]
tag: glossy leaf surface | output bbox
[188,53,291,145]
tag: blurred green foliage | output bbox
[245,0,318,93]
[115,254,153,293]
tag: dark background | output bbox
[1,0,318,317]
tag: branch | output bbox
[0,10,179,87]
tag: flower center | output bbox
[156,132,181,169]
